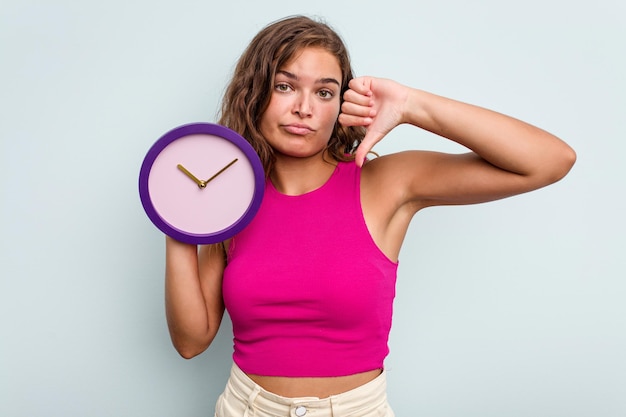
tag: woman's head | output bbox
[218,15,365,174]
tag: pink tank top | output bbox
[222,161,398,377]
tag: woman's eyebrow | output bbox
[277,70,340,87]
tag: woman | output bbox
[164,15,576,417]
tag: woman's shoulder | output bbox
[359,151,424,206]
[360,150,459,211]
[361,150,439,182]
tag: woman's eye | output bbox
[318,90,333,99]
[275,83,291,92]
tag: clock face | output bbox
[139,123,265,244]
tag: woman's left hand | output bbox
[339,77,410,166]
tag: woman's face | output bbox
[259,47,343,160]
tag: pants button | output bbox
[294,405,307,416]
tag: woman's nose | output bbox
[293,94,312,117]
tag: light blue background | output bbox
[1,1,624,416]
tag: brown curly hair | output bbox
[218,15,365,175]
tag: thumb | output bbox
[355,129,384,167]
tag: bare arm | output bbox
[165,237,225,359]
[340,77,576,208]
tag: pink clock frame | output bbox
[139,123,265,244]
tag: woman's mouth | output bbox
[283,124,314,135]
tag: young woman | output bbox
[164,15,576,417]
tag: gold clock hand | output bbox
[177,164,207,188]
[204,158,238,184]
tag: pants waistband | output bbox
[225,363,389,417]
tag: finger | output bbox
[341,101,375,118]
[355,141,371,167]
[338,112,373,127]
[348,77,373,96]
[342,88,372,107]
[355,131,384,167]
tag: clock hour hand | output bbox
[177,164,206,188]
[204,158,238,185]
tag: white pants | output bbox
[215,364,395,417]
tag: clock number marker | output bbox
[204,158,238,185]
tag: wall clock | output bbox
[139,123,265,244]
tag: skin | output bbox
[258,48,343,196]
[164,46,576,398]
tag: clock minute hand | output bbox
[177,164,207,188]
[204,158,238,185]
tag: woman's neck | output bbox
[270,151,338,196]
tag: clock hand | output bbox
[204,158,238,185]
[177,164,207,188]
